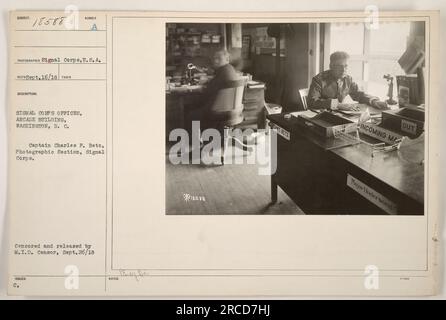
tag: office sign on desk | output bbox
[359,122,402,145]
[268,122,290,140]
[346,174,398,215]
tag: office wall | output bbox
[282,23,310,112]
[239,25,277,103]
[241,23,311,111]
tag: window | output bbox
[325,22,411,100]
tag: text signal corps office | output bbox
[165,22,426,216]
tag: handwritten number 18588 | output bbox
[32,17,66,27]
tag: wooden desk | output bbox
[166,87,203,141]
[166,83,266,135]
[267,111,424,215]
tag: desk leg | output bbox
[179,96,185,130]
[271,177,278,204]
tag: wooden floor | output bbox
[166,147,303,215]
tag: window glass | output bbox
[327,21,411,94]
[329,23,364,55]
[346,60,363,83]
[367,59,406,100]
[369,22,411,55]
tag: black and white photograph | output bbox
[3,6,442,298]
[165,20,426,215]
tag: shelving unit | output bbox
[166,24,225,76]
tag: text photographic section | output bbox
[9,13,108,294]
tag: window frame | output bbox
[323,22,408,92]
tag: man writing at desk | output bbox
[307,51,387,111]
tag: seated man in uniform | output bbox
[200,49,239,109]
[307,51,387,111]
[186,49,239,141]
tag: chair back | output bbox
[208,79,245,127]
[298,88,309,110]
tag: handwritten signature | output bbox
[118,269,150,282]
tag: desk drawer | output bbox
[243,101,262,111]
[243,87,264,102]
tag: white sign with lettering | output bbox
[359,122,402,145]
[332,123,358,138]
[401,119,417,135]
[346,174,398,215]
[269,123,290,140]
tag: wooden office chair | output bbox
[298,88,309,110]
[204,79,251,164]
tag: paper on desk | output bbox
[341,94,358,105]
[358,107,371,123]
[398,132,425,164]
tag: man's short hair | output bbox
[215,49,230,59]
[329,51,350,64]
